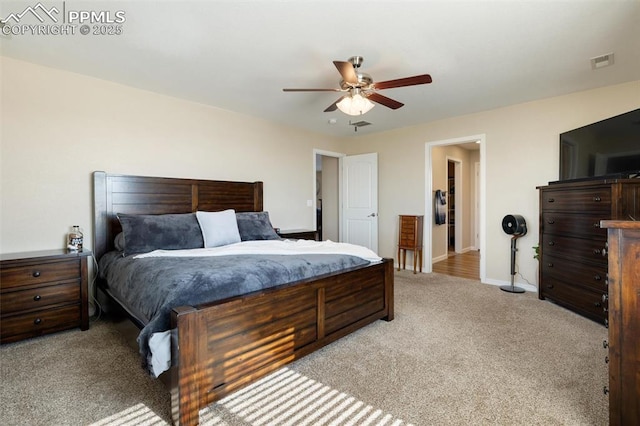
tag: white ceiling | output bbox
[1,1,639,138]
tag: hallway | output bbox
[433,250,480,280]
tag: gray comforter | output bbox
[99,251,371,369]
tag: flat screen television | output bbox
[558,108,640,182]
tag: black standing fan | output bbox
[501,214,527,293]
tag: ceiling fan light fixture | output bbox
[336,93,375,116]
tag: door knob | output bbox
[367,213,377,217]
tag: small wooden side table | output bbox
[0,249,91,343]
[398,215,423,273]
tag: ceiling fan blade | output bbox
[324,96,346,112]
[367,92,404,109]
[333,61,358,85]
[374,74,432,90]
[283,88,342,92]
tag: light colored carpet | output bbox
[0,271,609,425]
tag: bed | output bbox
[93,171,394,426]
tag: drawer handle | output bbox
[547,219,555,224]
[594,302,601,308]
[603,386,609,395]
[603,340,608,349]
[594,274,601,281]
[33,295,41,301]
[33,318,42,325]
[593,196,601,202]
[546,284,554,289]
[547,262,553,268]
[32,271,41,278]
[603,307,608,313]
[602,294,608,302]
[604,319,609,328]
[604,356,609,364]
[548,241,555,246]
[547,198,555,203]
[593,249,601,255]
[601,247,607,257]
[593,223,600,228]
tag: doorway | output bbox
[313,150,379,252]
[314,151,341,242]
[424,135,486,281]
[446,158,462,253]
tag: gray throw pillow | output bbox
[236,211,281,241]
[117,213,204,255]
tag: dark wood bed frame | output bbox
[93,171,394,426]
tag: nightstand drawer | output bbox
[0,260,80,290]
[1,305,81,343]
[1,280,80,314]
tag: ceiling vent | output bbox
[349,120,371,132]
[590,53,614,70]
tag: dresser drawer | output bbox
[542,234,608,265]
[0,305,81,343]
[0,280,80,315]
[541,188,611,213]
[541,255,607,293]
[541,212,608,239]
[0,259,80,290]
[540,278,607,323]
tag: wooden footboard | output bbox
[170,258,394,426]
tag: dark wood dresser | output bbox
[601,220,639,426]
[0,249,91,343]
[397,215,423,274]
[537,179,640,324]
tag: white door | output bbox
[341,153,378,252]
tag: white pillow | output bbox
[196,209,241,248]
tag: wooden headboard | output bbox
[93,171,263,261]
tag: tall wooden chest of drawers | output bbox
[397,215,424,274]
[601,220,640,426]
[537,179,640,323]
[1,249,91,343]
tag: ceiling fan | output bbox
[283,56,432,115]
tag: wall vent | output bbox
[590,53,614,70]
[349,120,372,132]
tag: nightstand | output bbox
[277,229,319,240]
[1,249,91,344]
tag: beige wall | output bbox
[343,80,639,287]
[0,57,341,254]
[2,56,638,289]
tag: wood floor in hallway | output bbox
[433,250,480,280]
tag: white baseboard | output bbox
[432,254,448,263]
